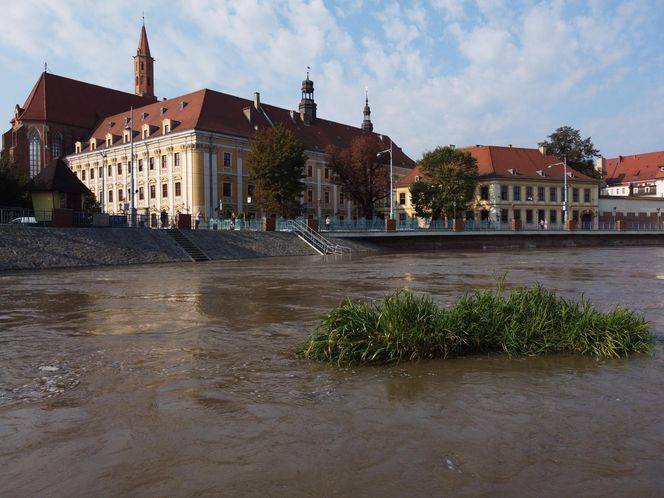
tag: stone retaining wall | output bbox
[0,227,319,271]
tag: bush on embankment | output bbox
[300,286,654,366]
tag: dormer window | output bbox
[90,138,97,151]
[142,124,150,139]
[75,141,82,153]
[141,112,148,120]
[123,130,131,144]
[536,169,545,176]
[160,107,167,115]
[162,118,172,134]
[105,133,113,147]
[415,176,421,182]
[507,168,516,175]
[179,101,187,110]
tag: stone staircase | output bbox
[166,229,210,262]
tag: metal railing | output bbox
[282,219,351,255]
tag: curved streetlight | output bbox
[547,154,568,226]
[377,138,393,220]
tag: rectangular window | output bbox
[138,159,143,172]
[526,186,533,201]
[82,170,86,181]
[90,168,94,180]
[324,167,329,180]
[526,209,533,223]
[584,188,590,203]
[150,185,156,199]
[223,152,231,168]
[500,185,508,201]
[549,187,557,202]
[513,209,521,220]
[500,208,509,223]
[139,186,144,200]
[572,188,579,203]
[307,165,313,177]
[108,165,112,177]
[149,157,155,170]
[222,182,231,197]
[99,166,103,178]
[142,129,148,139]
[117,163,122,175]
[324,191,330,206]
[550,210,557,224]
[175,182,181,197]
[118,189,124,202]
[572,210,579,222]
[399,192,406,205]
[480,185,489,200]
[161,155,167,169]
[340,191,345,204]
[174,153,180,167]
[307,189,313,203]
[513,186,521,201]
[538,187,545,202]
[108,190,113,202]
[162,183,168,197]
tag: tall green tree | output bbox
[246,124,307,218]
[326,135,389,219]
[0,156,30,207]
[538,126,601,178]
[410,146,478,221]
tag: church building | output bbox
[56,24,413,224]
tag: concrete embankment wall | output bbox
[0,227,318,271]
[332,231,664,252]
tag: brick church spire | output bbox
[134,19,155,98]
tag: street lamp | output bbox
[377,138,394,219]
[97,150,107,213]
[548,155,568,227]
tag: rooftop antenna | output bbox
[44,62,48,73]
[142,11,145,25]
[306,65,310,79]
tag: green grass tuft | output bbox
[300,286,654,366]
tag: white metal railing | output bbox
[283,219,351,255]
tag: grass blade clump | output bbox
[300,286,653,366]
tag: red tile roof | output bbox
[80,88,415,168]
[17,72,156,129]
[396,145,598,187]
[604,151,664,185]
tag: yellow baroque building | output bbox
[395,145,600,229]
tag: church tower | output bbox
[361,91,373,132]
[134,21,155,98]
[299,68,317,125]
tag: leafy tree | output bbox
[246,124,307,218]
[0,156,30,207]
[410,146,478,221]
[326,135,390,219]
[82,192,101,213]
[538,126,601,178]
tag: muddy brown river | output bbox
[1,247,663,497]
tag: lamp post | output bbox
[548,155,568,227]
[377,138,394,220]
[98,150,107,213]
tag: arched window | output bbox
[28,129,41,177]
[52,132,63,159]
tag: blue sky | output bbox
[2,0,663,160]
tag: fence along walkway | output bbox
[284,220,351,255]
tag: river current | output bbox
[1,247,663,496]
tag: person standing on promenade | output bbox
[195,210,203,230]
[160,209,168,229]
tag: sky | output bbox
[2,0,663,161]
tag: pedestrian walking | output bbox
[195,210,203,230]
[160,209,168,228]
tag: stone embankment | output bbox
[0,227,338,271]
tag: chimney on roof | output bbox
[538,145,547,156]
[448,144,455,149]
[595,156,606,178]
[254,92,260,110]
[508,144,512,147]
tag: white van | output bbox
[10,217,37,225]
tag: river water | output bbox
[1,247,663,497]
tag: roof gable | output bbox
[26,158,90,194]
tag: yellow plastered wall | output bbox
[31,192,55,221]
